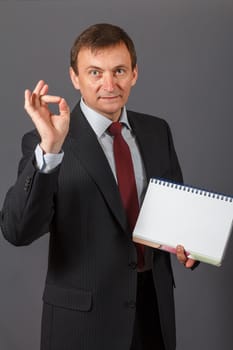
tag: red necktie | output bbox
[108,122,144,268]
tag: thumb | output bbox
[59,98,70,116]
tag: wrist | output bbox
[39,141,63,154]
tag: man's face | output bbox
[70,43,138,121]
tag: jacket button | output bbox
[25,176,31,184]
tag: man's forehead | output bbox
[77,43,131,65]
[80,42,128,54]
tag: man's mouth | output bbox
[99,95,120,100]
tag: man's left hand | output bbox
[176,245,196,269]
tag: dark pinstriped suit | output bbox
[0,102,183,350]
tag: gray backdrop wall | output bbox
[0,1,233,349]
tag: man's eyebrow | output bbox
[85,64,129,70]
[84,65,103,71]
[113,65,129,69]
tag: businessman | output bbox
[0,23,196,350]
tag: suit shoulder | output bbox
[127,110,169,129]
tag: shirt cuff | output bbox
[35,144,64,173]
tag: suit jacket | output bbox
[0,103,183,350]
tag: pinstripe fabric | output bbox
[0,102,183,350]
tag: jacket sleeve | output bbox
[0,131,60,246]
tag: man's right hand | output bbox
[24,80,70,154]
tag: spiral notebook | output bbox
[133,178,233,266]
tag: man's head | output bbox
[70,23,137,75]
[69,23,138,121]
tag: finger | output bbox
[176,245,187,264]
[24,90,41,120]
[39,85,49,107]
[40,95,61,104]
[24,89,32,110]
[33,80,45,95]
[24,89,31,102]
[185,258,196,269]
[31,92,41,108]
[59,98,70,116]
[24,87,41,109]
[40,83,49,96]
[24,88,44,111]
[24,89,37,110]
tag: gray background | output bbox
[0,1,233,349]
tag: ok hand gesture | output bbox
[24,80,70,154]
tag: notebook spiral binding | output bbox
[150,178,233,203]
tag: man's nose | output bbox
[102,73,115,92]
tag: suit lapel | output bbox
[65,103,128,233]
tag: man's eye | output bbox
[90,70,100,76]
[115,68,125,75]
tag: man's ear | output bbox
[69,67,80,90]
[131,64,138,87]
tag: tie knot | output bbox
[108,122,122,136]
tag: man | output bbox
[0,23,196,350]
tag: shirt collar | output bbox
[80,98,131,138]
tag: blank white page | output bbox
[133,179,233,266]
